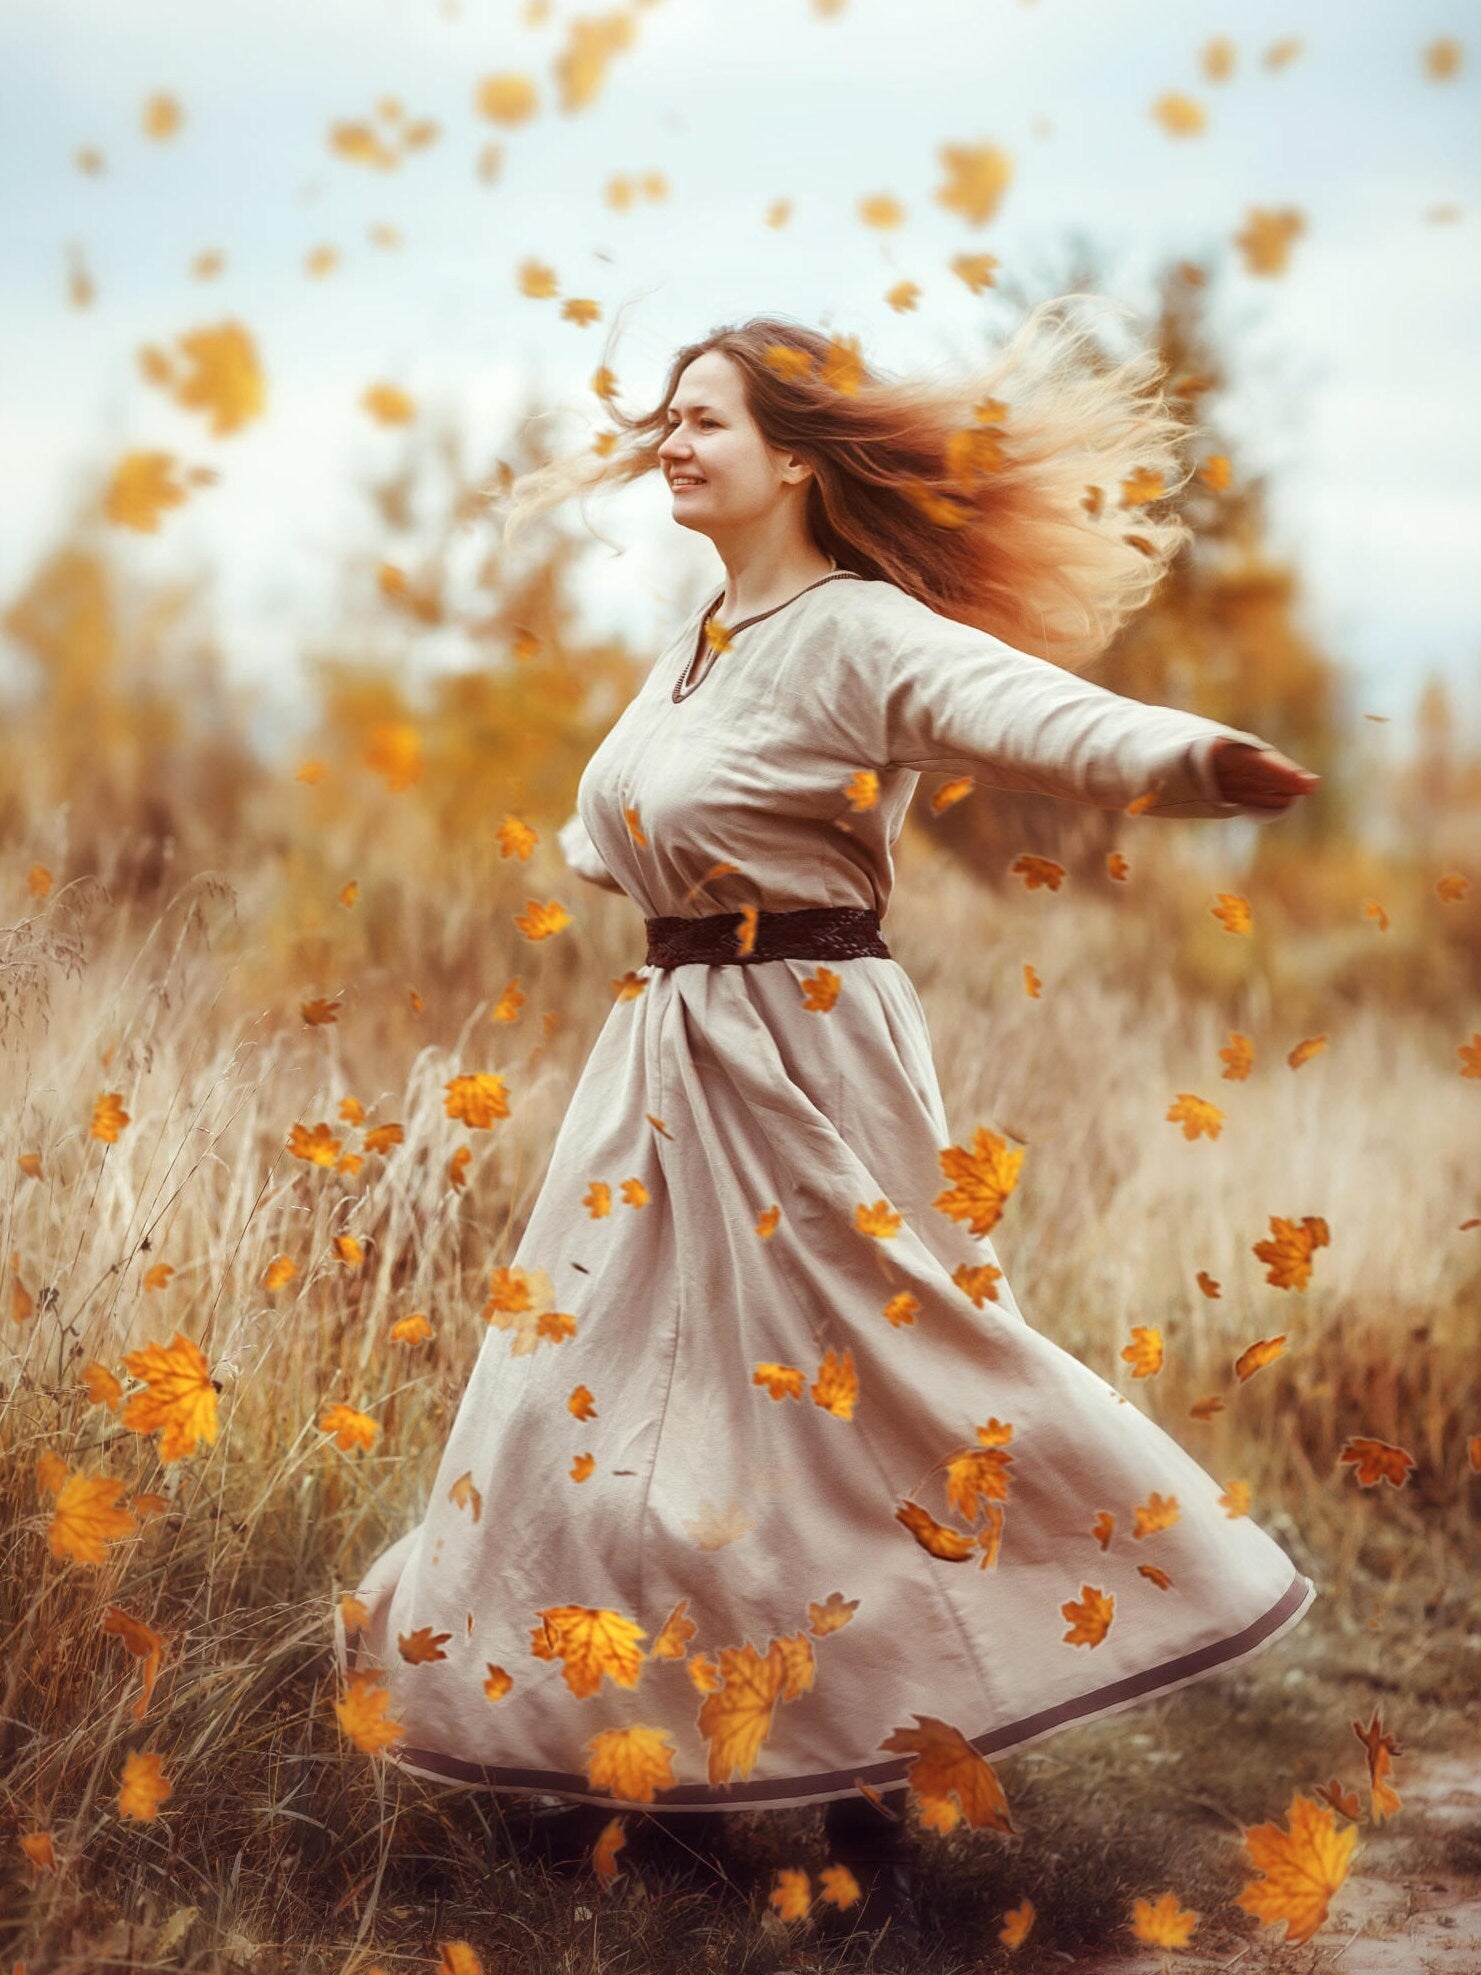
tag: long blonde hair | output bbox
[492,293,1195,668]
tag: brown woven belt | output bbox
[644,905,892,969]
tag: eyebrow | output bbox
[666,403,718,416]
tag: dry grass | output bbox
[2,806,1478,1974]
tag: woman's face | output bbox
[656,349,809,536]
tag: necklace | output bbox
[671,568,866,702]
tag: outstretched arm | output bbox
[840,588,1319,823]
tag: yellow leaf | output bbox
[1130,1888,1200,1947]
[117,1748,173,1820]
[120,1332,218,1461]
[531,1605,647,1697]
[1234,1792,1357,1944]
[49,1472,139,1563]
[584,1725,677,1802]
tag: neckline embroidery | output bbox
[670,569,867,702]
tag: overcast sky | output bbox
[2,0,1478,738]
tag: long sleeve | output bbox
[839,586,1286,823]
[557,809,626,894]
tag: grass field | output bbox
[3,788,1479,1973]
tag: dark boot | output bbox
[635,1806,732,1887]
[518,1796,622,1874]
[820,1786,923,1953]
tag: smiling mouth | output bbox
[669,477,705,489]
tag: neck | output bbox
[714,545,837,620]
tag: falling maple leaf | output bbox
[335,1668,405,1753]
[1253,1214,1329,1289]
[651,1598,697,1659]
[319,1402,379,1451]
[120,1333,218,1461]
[1130,1887,1200,1947]
[141,321,265,435]
[584,1725,677,1802]
[1211,892,1253,934]
[49,1472,139,1563]
[1338,1437,1416,1489]
[935,142,1013,224]
[697,1639,787,1783]
[810,1346,857,1418]
[999,1896,1035,1947]
[1120,1326,1164,1377]
[105,451,192,531]
[1151,93,1206,137]
[855,1198,902,1238]
[753,1362,805,1400]
[531,1605,647,1697]
[517,904,572,940]
[19,1830,57,1872]
[1234,1791,1357,1943]
[362,382,416,425]
[769,1866,812,1921]
[952,1260,1004,1307]
[117,1748,173,1820]
[1131,1490,1180,1537]
[819,1860,861,1908]
[141,92,184,140]
[399,1626,452,1664]
[288,1122,341,1166]
[355,727,422,799]
[591,1814,627,1885]
[807,1591,860,1636]
[1166,1093,1224,1139]
[1352,1706,1403,1822]
[1234,1334,1288,1382]
[1061,1584,1115,1646]
[1233,206,1306,276]
[90,1093,131,1143]
[799,964,842,1011]
[82,1362,124,1408]
[879,1713,1014,1834]
[1220,1033,1254,1078]
[935,1126,1023,1237]
[1011,852,1063,891]
[683,1497,754,1549]
[895,1499,976,1561]
[445,1072,510,1128]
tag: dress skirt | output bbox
[333,949,1317,1812]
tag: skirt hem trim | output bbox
[333,1566,1318,1813]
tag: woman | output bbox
[335,299,1321,1950]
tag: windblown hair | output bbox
[493,293,1197,668]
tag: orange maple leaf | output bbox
[1234,1791,1357,1943]
[878,1713,1014,1834]
[120,1333,218,1461]
[531,1605,647,1698]
[697,1639,786,1783]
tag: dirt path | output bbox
[1071,1742,1481,1973]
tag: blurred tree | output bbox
[305,389,649,844]
[1,523,258,890]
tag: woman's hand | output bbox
[1208,740,1320,812]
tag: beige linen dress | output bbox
[335,574,1318,1811]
